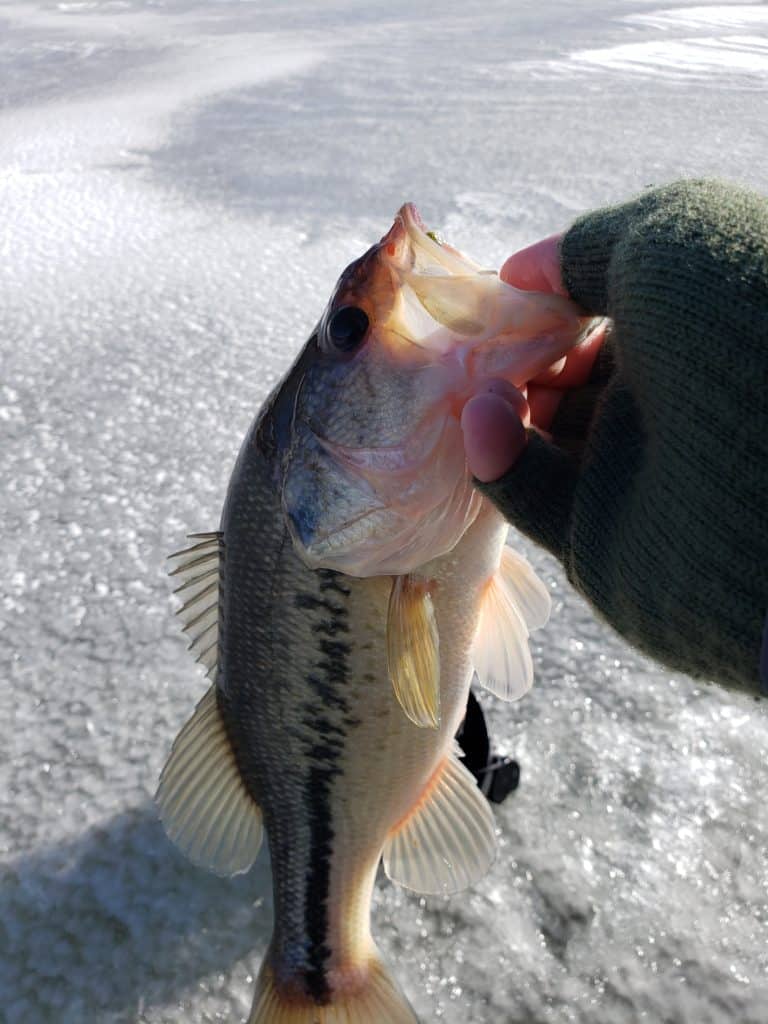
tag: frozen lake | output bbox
[2,1,768,1021]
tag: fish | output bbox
[156,205,588,1023]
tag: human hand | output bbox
[461,180,768,693]
[461,234,606,482]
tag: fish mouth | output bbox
[382,203,483,278]
[382,204,590,370]
[373,205,506,359]
[285,205,591,577]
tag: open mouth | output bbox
[385,204,592,374]
[386,203,484,278]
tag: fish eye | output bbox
[326,305,369,352]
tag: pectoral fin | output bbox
[156,686,263,877]
[471,546,552,702]
[387,575,440,729]
[383,750,497,894]
[499,547,552,631]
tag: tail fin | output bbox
[249,956,418,1024]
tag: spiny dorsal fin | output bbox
[382,750,496,895]
[156,685,263,876]
[168,531,223,684]
[471,546,551,702]
[386,574,440,729]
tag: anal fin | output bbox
[383,751,496,895]
[156,685,263,877]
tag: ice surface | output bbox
[2,1,767,1022]
[571,4,768,76]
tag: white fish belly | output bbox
[316,502,509,970]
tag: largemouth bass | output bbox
[157,206,587,1022]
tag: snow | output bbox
[2,1,767,1022]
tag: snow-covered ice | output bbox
[2,1,767,1022]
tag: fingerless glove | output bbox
[479,180,768,693]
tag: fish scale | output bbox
[217,423,507,1014]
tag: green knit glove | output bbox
[479,180,768,694]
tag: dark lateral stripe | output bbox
[295,592,345,617]
[298,571,353,1004]
[318,570,351,597]
[304,758,341,1003]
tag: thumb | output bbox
[500,233,568,296]
[461,389,530,483]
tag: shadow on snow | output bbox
[1,803,273,1022]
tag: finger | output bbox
[533,356,567,384]
[499,233,568,296]
[461,393,529,483]
[526,384,565,432]
[477,378,530,420]
[530,318,608,389]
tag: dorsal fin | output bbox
[168,532,223,684]
[382,748,496,895]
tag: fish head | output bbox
[280,204,587,577]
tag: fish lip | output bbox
[391,202,435,258]
[400,201,426,232]
[384,203,481,277]
[377,205,410,262]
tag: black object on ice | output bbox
[456,689,520,805]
